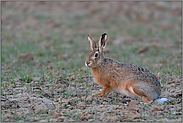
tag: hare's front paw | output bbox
[92,86,111,97]
[92,92,104,97]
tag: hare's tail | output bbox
[154,97,169,104]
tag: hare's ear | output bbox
[88,34,97,51]
[98,33,108,53]
[88,34,97,50]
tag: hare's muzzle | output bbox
[85,61,91,67]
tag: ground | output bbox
[1,1,182,122]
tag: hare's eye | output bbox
[95,53,98,57]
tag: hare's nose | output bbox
[85,61,90,66]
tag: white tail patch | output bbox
[154,98,169,104]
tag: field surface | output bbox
[1,1,182,122]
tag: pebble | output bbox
[109,116,118,122]
[86,114,93,119]
[57,116,66,122]
[67,119,75,122]
[32,77,41,82]
[86,95,93,102]
[27,117,39,121]
[39,120,47,122]
[77,102,86,110]
[50,119,57,122]
[34,103,48,114]
[54,111,60,117]
[127,100,139,107]
[103,102,108,105]
[88,119,94,122]
[78,116,86,121]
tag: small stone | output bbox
[103,102,108,105]
[97,105,103,109]
[109,116,118,122]
[157,118,169,122]
[39,120,47,122]
[86,95,93,102]
[14,77,21,82]
[57,116,66,122]
[78,116,86,121]
[32,77,41,82]
[7,85,13,91]
[86,114,92,119]
[34,103,48,114]
[67,119,75,122]
[6,113,13,119]
[58,98,69,104]
[127,100,139,107]
[69,97,78,104]
[18,120,24,122]
[88,119,94,122]
[54,112,60,117]
[102,117,109,122]
[68,106,74,110]
[77,102,86,110]
[50,119,57,122]
[57,87,63,92]
[27,117,39,121]
[152,105,163,112]
[131,114,141,119]
[43,90,53,97]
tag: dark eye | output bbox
[95,53,98,57]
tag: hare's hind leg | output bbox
[93,86,111,97]
[132,87,153,104]
[126,84,153,104]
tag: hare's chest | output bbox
[91,69,108,87]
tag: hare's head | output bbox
[85,33,108,68]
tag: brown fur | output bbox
[85,33,161,104]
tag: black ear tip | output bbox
[101,33,107,38]
[102,33,107,37]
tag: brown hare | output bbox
[85,33,168,104]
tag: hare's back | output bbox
[103,58,160,86]
[114,60,161,87]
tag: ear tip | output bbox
[102,33,108,37]
[101,33,108,39]
[88,34,91,40]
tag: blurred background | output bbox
[2,1,182,80]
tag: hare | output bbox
[85,33,168,104]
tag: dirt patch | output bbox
[1,74,182,122]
